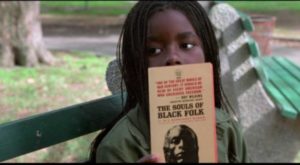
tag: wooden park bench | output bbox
[1,1,300,162]
[209,2,300,120]
[205,2,300,162]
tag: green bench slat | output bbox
[248,38,268,82]
[253,58,269,83]
[248,37,262,58]
[260,57,300,113]
[238,11,254,32]
[263,58,300,105]
[264,57,300,95]
[262,81,298,119]
[274,56,300,81]
[0,94,123,162]
[273,57,300,94]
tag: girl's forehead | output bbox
[148,9,190,25]
[147,9,195,35]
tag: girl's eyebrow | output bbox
[176,32,198,40]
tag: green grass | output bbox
[40,1,134,16]
[40,1,300,16]
[41,1,132,7]
[226,1,300,12]
[0,51,113,162]
[42,8,131,16]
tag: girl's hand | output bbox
[136,154,163,163]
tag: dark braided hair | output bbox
[89,1,234,162]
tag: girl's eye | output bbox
[147,48,162,56]
[181,43,194,49]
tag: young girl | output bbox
[89,1,250,163]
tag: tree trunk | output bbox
[0,1,55,67]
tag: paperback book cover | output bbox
[148,63,217,163]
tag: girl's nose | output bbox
[165,47,182,66]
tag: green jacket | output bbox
[96,105,250,163]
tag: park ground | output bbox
[41,10,300,65]
[41,10,300,37]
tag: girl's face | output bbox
[147,9,205,67]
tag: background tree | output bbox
[0,1,55,67]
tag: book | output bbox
[148,63,217,163]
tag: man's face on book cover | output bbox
[163,125,199,163]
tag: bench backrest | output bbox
[0,94,124,161]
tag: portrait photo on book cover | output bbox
[163,124,199,163]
